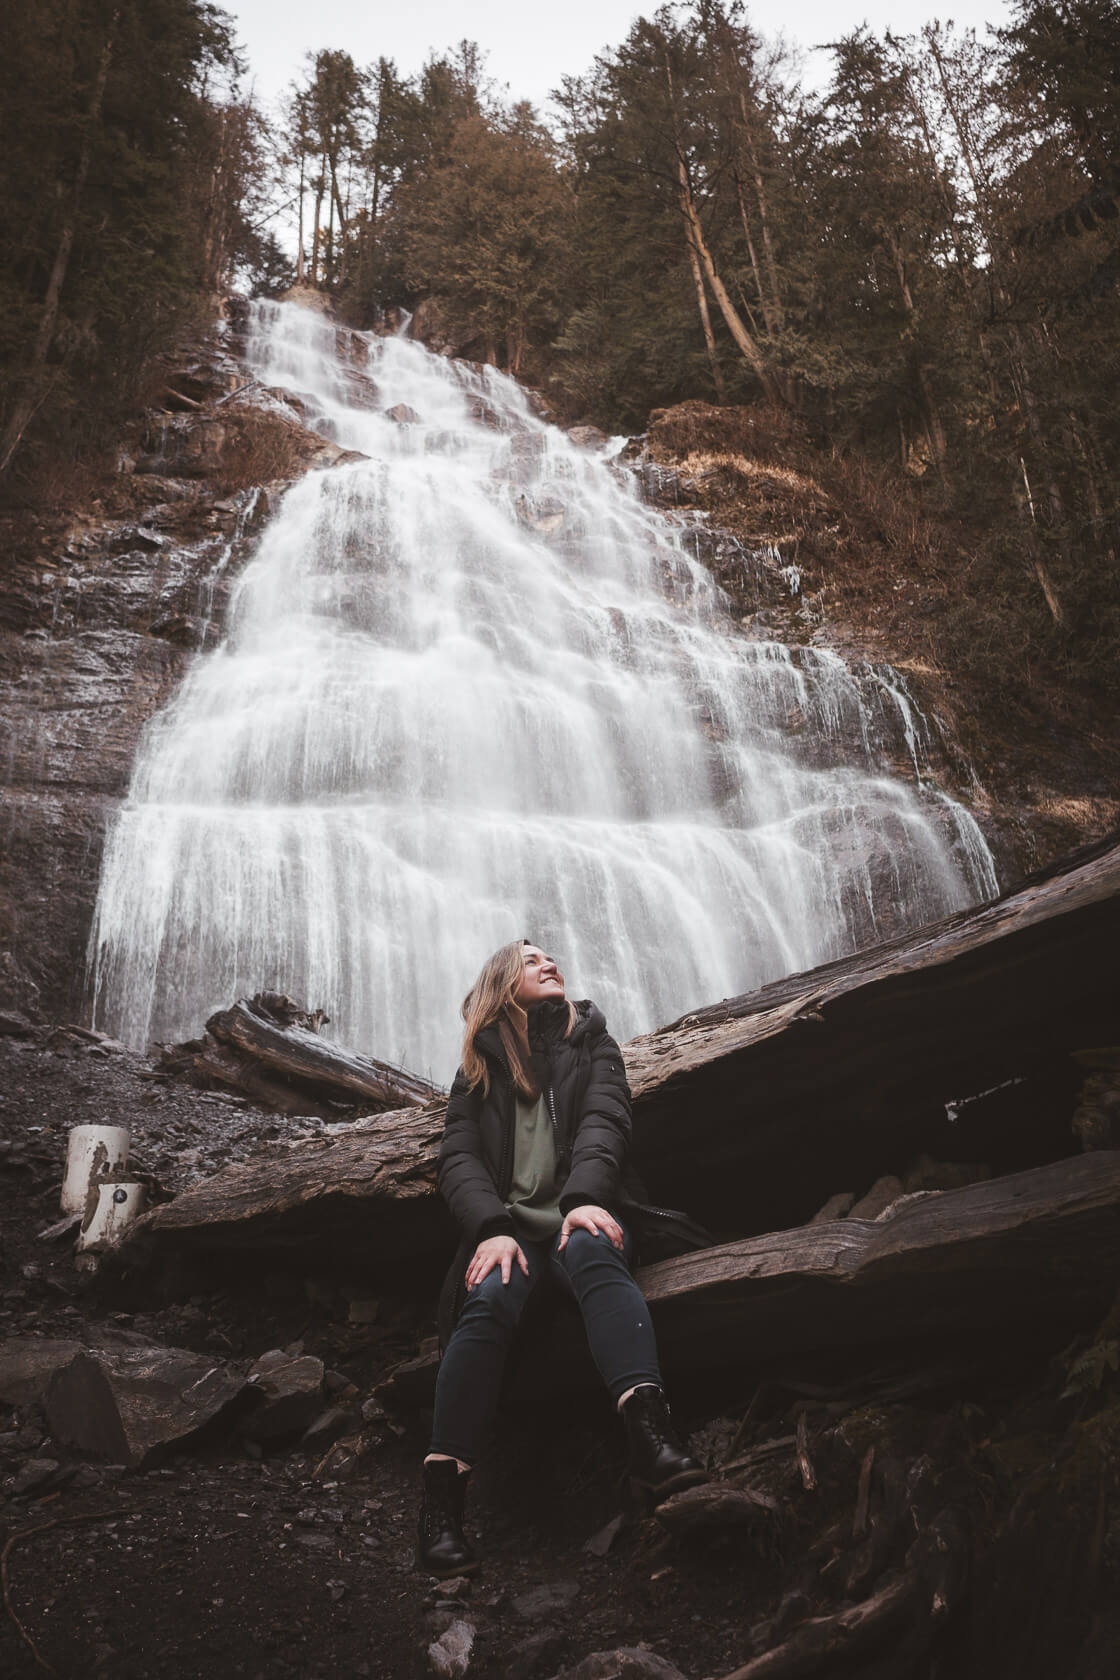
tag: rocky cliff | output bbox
[634,400,1120,873]
[0,303,356,1023]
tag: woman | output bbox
[418,938,705,1577]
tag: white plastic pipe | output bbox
[76,1180,148,1252]
[61,1124,130,1214]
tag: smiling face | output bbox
[513,943,566,1008]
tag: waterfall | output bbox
[89,301,998,1082]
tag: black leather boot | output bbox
[621,1385,707,1501]
[416,1458,479,1577]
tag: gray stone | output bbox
[0,1338,83,1406]
[566,425,609,450]
[0,1010,36,1037]
[385,404,422,425]
[427,1618,475,1679]
[45,1341,247,1468]
[433,1576,473,1600]
[243,1349,326,1443]
[10,1457,61,1496]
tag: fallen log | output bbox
[161,991,442,1115]
[128,835,1120,1273]
[130,1098,449,1267]
[637,1150,1120,1375]
[371,1151,1120,1407]
[624,832,1120,1236]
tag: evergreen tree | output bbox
[0,0,276,485]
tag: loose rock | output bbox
[45,1338,247,1467]
[428,1616,475,1678]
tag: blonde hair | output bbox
[460,938,577,1096]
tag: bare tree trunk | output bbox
[295,150,306,284]
[310,173,325,285]
[886,232,947,472]
[328,144,348,284]
[662,43,779,400]
[679,162,779,399]
[686,233,728,401]
[0,13,119,478]
[1019,458,1065,627]
[734,172,774,334]
[738,95,784,330]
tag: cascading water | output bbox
[89,301,998,1082]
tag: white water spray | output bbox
[90,302,998,1080]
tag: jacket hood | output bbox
[474,997,603,1067]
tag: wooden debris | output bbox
[853,1447,874,1538]
[159,991,442,1116]
[719,1568,918,1679]
[130,1097,449,1266]
[795,1413,816,1492]
[654,1482,780,1536]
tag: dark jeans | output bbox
[429,1223,662,1466]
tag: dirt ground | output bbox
[4,1023,1120,1680]
[0,1026,776,1680]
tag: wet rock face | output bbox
[0,313,358,1025]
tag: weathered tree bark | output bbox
[638,1150,1120,1375]
[161,992,442,1115]
[130,1095,448,1267]
[623,834,1120,1236]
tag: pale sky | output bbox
[221,0,1016,118]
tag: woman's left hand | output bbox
[557,1204,624,1252]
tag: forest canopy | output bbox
[2,0,1117,697]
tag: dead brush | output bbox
[649,398,807,467]
[825,449,939,561]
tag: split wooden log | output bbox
[623,832,1120,1237]
[637,1150,1120,1375]
[160,991,442,1116]
[654,1481,781,1537]
[130,1098,449,1268]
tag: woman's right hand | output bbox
[466,1235,529,1289]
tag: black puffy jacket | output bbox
[438,997,632,1246]
[436,998,633,1343]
